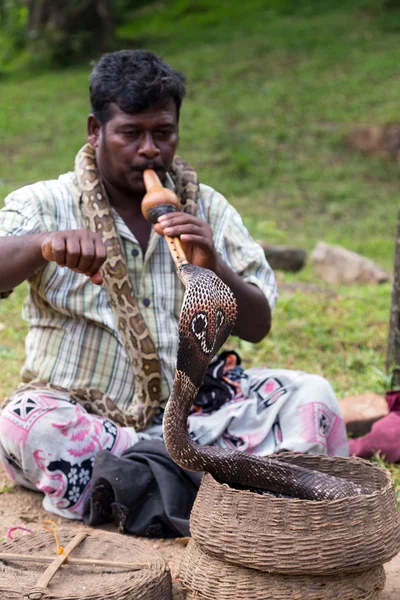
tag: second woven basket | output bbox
[180,539,386,600]
[180,453,400,599]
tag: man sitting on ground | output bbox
[0,50,348,520]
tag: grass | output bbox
[232,277,392,398]
[0,479,14,495]
[0,285,27,397]
[0,0,400,491]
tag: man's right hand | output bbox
[40,229,106,285]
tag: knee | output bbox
[0,397,30,459]
[298,373,341,408]
[0,394,59,451]
[299,373,335,395]
[0,399,25,480]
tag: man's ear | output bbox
[87,114,101,147]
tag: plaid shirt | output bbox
[0,165,277,410]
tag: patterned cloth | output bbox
[0,166,277,409]
[0,368,348,520]
[0,388,140,518]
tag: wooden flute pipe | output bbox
[142,169,188,269]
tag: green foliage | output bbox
[372,454,400,505]
[0,479,14,494]
[25,0,114,69]
[0,285,28,396]
[111,0,155,25]
[383,0,400,9]
[0,0,161,71]
[0,0,27,67]
[28,28,94,70]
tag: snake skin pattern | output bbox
[74,144,200,430]
[163,264,369,501]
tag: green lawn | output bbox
[0,0,399,493]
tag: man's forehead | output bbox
[107,100,177,124]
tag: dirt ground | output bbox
[0,477,398,599]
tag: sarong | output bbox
[0,363,348,519]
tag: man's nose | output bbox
[138,132,160,158]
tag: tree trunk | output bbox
[26,0,114,64]
[386,207,400,388]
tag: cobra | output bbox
[142,170,369,501]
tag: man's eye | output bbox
[155,130,173,139]
[121,130,139,138]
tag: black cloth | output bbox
[192,350,244,413]
[83,439,202,538]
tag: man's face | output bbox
[88,98,179,199]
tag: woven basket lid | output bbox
[0,529,172,600]
[190,453,400,575]
[180,539,386,600]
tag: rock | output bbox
[338,392,389,437]
[258,242,307,272]
[311,241,391,285]
[347,123,400,159]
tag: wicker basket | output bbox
[190,453,400,575]
[179,539,386,600]
[0,529,172,599]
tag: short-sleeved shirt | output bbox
[0,170,277,410]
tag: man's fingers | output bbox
[89,271,104,285]
[153,223,165,237]
[65,237,82,269]
[40,231,106,281]
[158,213,198,227]
[77,237,107,275]
[41,240,55,263]
[90,237,107,274]
[180,234,213,249]
[75,238,97,274]
[157,214,213,240]
[163,224,204,238]
[157,215,199,233]
[42,237,67,267]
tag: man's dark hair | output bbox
[89,49,186,123]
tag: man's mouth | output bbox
[132,165,164,173]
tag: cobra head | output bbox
[176,264,238,388]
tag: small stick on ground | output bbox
[0,551,152,570]
[27,531,88,599]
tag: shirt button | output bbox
[131,248,139,257]
[143,298,151,307]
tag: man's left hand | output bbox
[155,213,218,271]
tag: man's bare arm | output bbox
[155,212,272,344]
[214,256,271,343]
[0,230,106,292]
